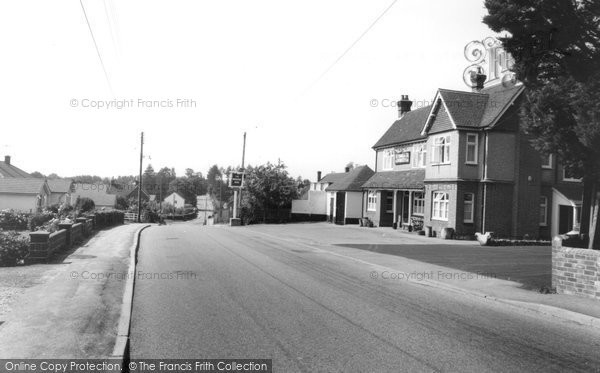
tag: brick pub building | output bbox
[362,45,583,240]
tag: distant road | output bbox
[130,223,600,372]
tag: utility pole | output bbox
[137,132,144,223]
[239,132,246,217]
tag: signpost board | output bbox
[229,172,244,188]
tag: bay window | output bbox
[465,133,478,164]
[432,192,449,221]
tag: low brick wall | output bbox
[28,229,67,261]
[552,237,600,300]
[71,222,84,244]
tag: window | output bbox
[431,135,451,164]
[412,192,425,215]
[382,149,394,170]
[563,166,582,182]
[541,154,552,169]
[539,196,548,226]
[463,193,474,223]
[412,144,427,168]
[432,192,449,220]
[465,133,478,164]
[367,191,377,211]
[385,194,394,213]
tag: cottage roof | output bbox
[318,172,347,184]
[71,183,117,207]
[326,166,375,192]
[0,178,47,194]
[0,161,31,178]
[47,179,74,194]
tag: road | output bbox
[130,223,600,372]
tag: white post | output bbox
[408,191,413,226]
[392,190,397,226]
[233,189,238,219]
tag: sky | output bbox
[0,0,499,181]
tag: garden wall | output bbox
[552,236,600,300]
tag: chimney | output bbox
[345,167,350,173]
[317,171,322,181]
[4,155,10,165]
[470,67,487,92]
[398,95,413,118]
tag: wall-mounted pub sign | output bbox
[394,149,410,165]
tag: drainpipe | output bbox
[481,132,489,233]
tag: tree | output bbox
[168,177,203,207]
[207,165,222,195]
[142,164,156,194]
[155,167,177,200]
[484,0,600,249]
[30,171,45,178]
[240,162,298,223]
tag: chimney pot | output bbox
[317,171,322,182]
[4,155,10,165]
[398,95,413,118]
[470,67,487,92]
[345,167,350,173]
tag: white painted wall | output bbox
[0,194,42,212]
[164,192,185,207]
[292,190,327,215]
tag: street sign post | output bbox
[230,171,245,226]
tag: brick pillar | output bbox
[58,223,73,248]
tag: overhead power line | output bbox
[304,0,398,94]
[79,0,114,95]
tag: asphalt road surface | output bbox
[130,223,600,372]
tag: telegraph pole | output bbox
[137,132,144,223]
[239,132,246,216]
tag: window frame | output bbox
[539,196,548,226]
[465,133,478,165]
[463,193,474,223]
[541,154,553,169]
[412,192,425,216]
[367,191,377,211]
[412,143,427,168]
[431,135,451,165]
[382,148,394,170]
[562,166,582,182]
[432,192,449,221]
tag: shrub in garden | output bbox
[0,209,29,231]
[28,212,55,231]
[0,230,29,266]
[75,197,95,213]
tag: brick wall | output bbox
[552,237,600,300]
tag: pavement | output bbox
[0,223,146,358]
[246,223,600,323]
[130,222,600,371]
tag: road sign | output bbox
[229,172,244,188]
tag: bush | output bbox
[76,197,95,213]
[116,196,129,210]
[47,204,60,213]
[0,230,29,266]
[29,212,55,231]
[0,209,29,231]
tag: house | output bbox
[362,75,582,240]
[47,179,74,206]
[0,156,31,178]
[0,178,51,212]
[165,192,186,208]
[291,171,335,221]
[71,183,117,209]
[326,165,374,224]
